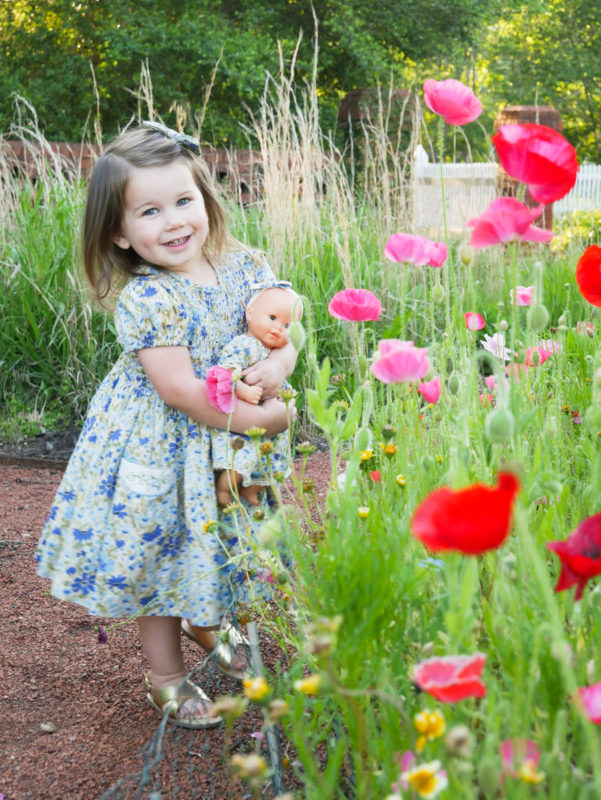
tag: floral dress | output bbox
[36,251,276,626]
[211,333,291,487]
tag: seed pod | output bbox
[458,244,474,265]
[477,757,500,798]
[448,374,460,395]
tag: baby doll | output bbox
[207,282,302,506]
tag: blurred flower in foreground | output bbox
[547,512,601,600]
[510,286,535,306]
[576,245,601,306]
[402,758,449,797]
[411,472,520,555]
[576,320,594,336]
[578,681,601,724]
[414,709,446,751]
[481,333,513,362]
[417,377,441,405]
[328,288,382,321]
[371,340,431,384]
[294,674,322,695]
[467,198,553,248]
[243,677,270,702]
[524,346,552,367]
[464,311,485,331]
[492,123,579,203]
[385,232,448,267]
[423,78,482,125]
[412,653,487,702]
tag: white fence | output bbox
[413,161,601,235]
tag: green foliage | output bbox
[552,209,601,255]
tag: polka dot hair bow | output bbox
[141,120,201,153]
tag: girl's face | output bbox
[114,159,210,275]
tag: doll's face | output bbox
[246,288,301,349]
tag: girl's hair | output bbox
[83,126,229,301]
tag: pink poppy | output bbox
[524,346,552,366]
[371,340,431,384]
[464,312,485,331]
[206,365,236,413]
[537,339,561,354]
[412,653,487,702]
[510,286,534,306]
[500,739,541,777]
[506,363,530,379]
[467,197,553,249]
[328,288,382,321]
[417,377,441,404]
[485,376,496,391]
[423,78,482,126]
[493,124,579,204]
[370,470,381,483]
[385,233,448,267]
[579,682,601,724]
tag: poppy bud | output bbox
[485,408,515,444]
[528,303,549,332]
[422,454,435,472]
[558,314,567,325]
[432,284,445,303]
[288,321,306,351]
[358,354,368,381]
[557,324,568,332]
[499,319,508,331]
[448,374,460,395]
[477,757,500,798]
[458,244,473,265]
[584,406,601,434]
[530,349,542,367]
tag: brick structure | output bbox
[493,105,563,230]
[2,140,263,204]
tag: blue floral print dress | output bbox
[36,251,277,626]
[211,333,291,488]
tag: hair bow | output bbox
[142,120,201,154]
[249,280,293,293]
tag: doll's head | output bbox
[246,286,302,349]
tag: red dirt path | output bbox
[0,452,329,800]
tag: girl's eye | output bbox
[176,197,190,206]
[142,207,159,216]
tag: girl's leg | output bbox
[185,621,249,673]
[137,615,187,688]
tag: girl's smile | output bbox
[114,160,215,283]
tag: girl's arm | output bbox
[137,346,293,435]
[242,342,298,399]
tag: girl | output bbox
[35,123,297,729]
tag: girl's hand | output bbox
[242,342,298,399]
[260,397,296,436]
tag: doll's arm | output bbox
[242,342,298,399]
[137,346,294,435]
[236,380,263,404]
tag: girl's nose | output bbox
[165,210,184,229]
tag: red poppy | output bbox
[413,653,487,702]
[370,470,381,483]
[492,124,579,204]
[547,513,601,600]
[411,472,520,555]
[576,246,601,306]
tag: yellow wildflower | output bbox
[360,449,374,462]
[517,759,545,784]
[402,760,448,798]
[396,474,406,487]
[414,710,446,751]
[243,676,270,702]
[357,506,370,519]
[294,674,322,695]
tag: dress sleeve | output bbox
[219,334,268,371]
[114,277,190,352]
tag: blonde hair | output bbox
[83,126,229,302]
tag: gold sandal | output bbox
[181,620,251,681]
[144,673,222,729]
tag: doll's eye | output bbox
[284,323,289,328]
[269,314,276,320]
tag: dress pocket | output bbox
[118,458,175,497]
